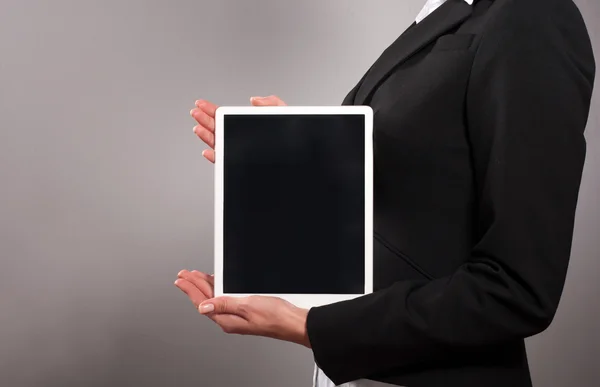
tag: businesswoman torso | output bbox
[179,0,596,386]
[308,0,596,386]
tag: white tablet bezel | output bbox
[213,105,373,309]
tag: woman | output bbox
[175,0,596,386]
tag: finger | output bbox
[191,270,215,297]
[199,296,247,317]
[195,100,219,118]
[177,270,214,299]
[190,108,215,132]
[178,270,214,299]
[191,270,215,288]
[193,126,215,148]
[202,149,215,163]
[174,278,209,308]
[178,269,211,282]
[250,95,287,106]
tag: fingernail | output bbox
[190,108,195,116]
[193,125,198,133]
[199,303,214,314]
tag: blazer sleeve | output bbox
[305,6,596,386]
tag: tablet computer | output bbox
[214,106,373,309]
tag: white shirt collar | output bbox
[416,0,474,24]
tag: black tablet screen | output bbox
[223,114,365,294]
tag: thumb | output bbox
[199,296,241,315]
[250,95,287,106]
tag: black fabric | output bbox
[305,0,596,386]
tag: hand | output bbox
[174,269,310,347]
[190,95,287,163]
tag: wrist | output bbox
[288,307,311,348]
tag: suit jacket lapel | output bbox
[342,22,417,106]
[342,70,369,105]
[354,0,473,105]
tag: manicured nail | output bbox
[202,150,207,157]
[199,303,214,313]
[190,108,195,116]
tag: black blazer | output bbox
[305,0,596,386]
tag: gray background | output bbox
[0,1,598,386]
